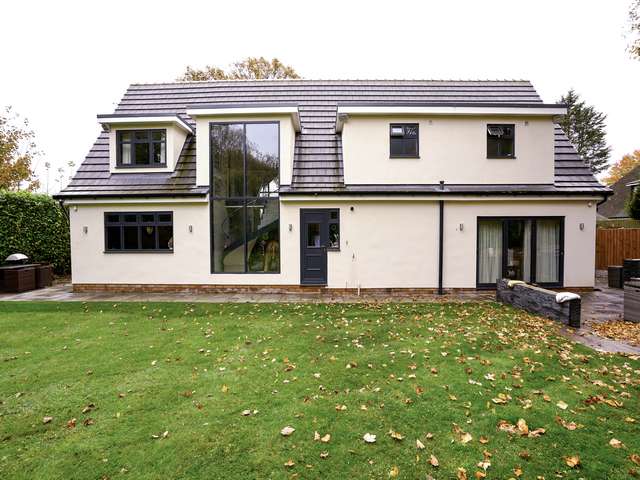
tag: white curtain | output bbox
[523,220,532,282]
[478,220,502,284]
[536,220,560,283]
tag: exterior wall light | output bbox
[459,223,464,231]
[188,225,193,233]
[288,224,293,232]
[82,226,88,234]
[579,223,585,231]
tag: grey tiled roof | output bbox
[56,79,608,198]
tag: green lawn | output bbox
[1,301,639,479]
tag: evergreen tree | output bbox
[557,89,611,175]
[627,187,640,220]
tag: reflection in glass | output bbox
[211,124,244,197]
[246,123,279,197]
[307,223,321,247]
[212,199,245,273]
[536,219,561,283]
[247,198,280,272]
[478,220,502,284]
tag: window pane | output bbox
[329,222,340,249]
[212,199,245,272]
[121,143,132,165]
[211,124,244,197]
[134,131,148,141]
[246,123,279,197]
[536,219,561,283]
[307,223,321,247]
[106,226,121,250]
[152,130,165,141]
[390,137,418,157]
[120,132,131,142]
[124,214,137,222]
[106,213,120,223]
[247,198,279,272]
[134,142,150,165]
[158,226,173,250]
[478,220,502,284]
[123,226,138,249]
[152,142,166,164]
[505,220,532,282]
[141,214,155,223]
[141,226,156,249]
[158,213,172,223]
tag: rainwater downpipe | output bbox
[438,180,445,296]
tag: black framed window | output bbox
[477,216,563,288]
[487,124,515,158]
[390,123,419,158]
[210,122,280,273]
[117,129,167,167]
[105,212,173,252]
[328,209,340,250]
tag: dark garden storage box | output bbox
[623,259,640,281]
[36,264,53,288]
[1,267,36,293]
[624,279,640,323]
[608,266,624,288]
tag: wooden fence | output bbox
[596,228,640,270]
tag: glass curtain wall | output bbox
[210,123,280,273]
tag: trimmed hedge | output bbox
[0,190,70,274]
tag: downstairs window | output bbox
[105,212,173,252]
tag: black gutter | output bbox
[279,189,612,197]
[438,181,445,295]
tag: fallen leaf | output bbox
[284,459,295,468]
[631,454,640,466]
[556,400,568,410]
[66,418,76,429]
[42,416,53,424]
[335,404,347,411]
[555,416,580,430]
[565,455,580,468]
[479,436,489,444]
[221,384,229,393]
[241,409,252,416]
[321,433,331,443]
[610,438,625,449]
[389,466,399,478]
[457,467,468,480]
[416,439,425,449]
[388,429,404,441]
[429,455,439,467]
[280,426,295,436]
[320,452,329,459]
[363,433,376,443]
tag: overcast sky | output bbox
[1,0,638,192]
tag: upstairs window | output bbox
[390,123,419,158]
[105,212,173,252]
[487,124,515,158]
[117,129,166,167]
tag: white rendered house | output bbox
[55,80,610,292]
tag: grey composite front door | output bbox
[300,209,330,285]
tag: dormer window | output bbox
[117,129,167,167]
[390,123,419,158]
[487,124,515,158]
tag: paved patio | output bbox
[1,276,639,354]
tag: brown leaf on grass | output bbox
[457,467,468,480]
[610,438,625,449]
[497,419,545,438]
[519,450,531,460]
[591,320,640,346]
[513,466,523,477]
[284,459,295,468]
[43,416,53,424]
[83,418,94,426]
[555,416,580,430]
[221,384,229,393]
[335,404,347,411]
[388,429,404,441]
[320,451,329,459]
[66,418,76,429]
[479,436,489,444]
[429,455,439,467]
[389,466,399,477]
[363,433,376,443]
[452,423,472,444]
[81,403,95,414]
[280,426,295,436]
[565,455,581,468]
[320,433,331,443]
[556,400,568,410]
[474,471,486,479]
[416,439,425,449]
[516,419,529,435]
[630,454,640,466]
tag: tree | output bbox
[178,57,300,81]
[629,0,640,60]
[0,106,40,191]
[602,150,640,185]
[627,186,640,219]
[557,89,611,175]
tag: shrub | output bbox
[627,187,640,220]
[0,190,70,274]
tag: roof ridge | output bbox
[129,78,535,87]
